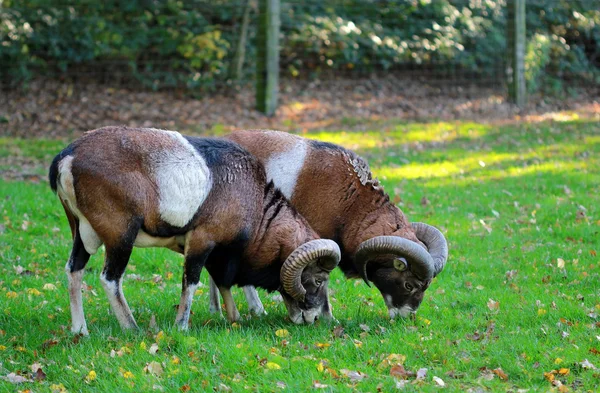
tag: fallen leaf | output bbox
[579,359,597,370]
[275,329,289,338]
[144,361,164,376]
[332,325,345,338]
[180,384,191,392]
[416,368,427,380]
[395,380,409,389]
[558,368,569,375]
[2,373,32,383]
[390,364,413,379]
[149,343,159,355]
[276,381,286,389]
[265,362,281,370]
[340,368,367,382]
[492,368,508,381]
[557,258,565,269]
[544,371,555,382]
[432,376,445,386]
[85,370,97,383]
[487,299,499,311]
[314,342,330,349]
[312,381,328,389]
[34,368,47,382]
[359,324,370,332]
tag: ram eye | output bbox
[393,258,407,271]
[315,279,323,287]
[404,282,413,291]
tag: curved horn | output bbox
[411,222,448,277]
[281,239,341,302]
[355,236,435,285]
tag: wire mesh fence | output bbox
[1,0,598,91]
[0,0,598,137]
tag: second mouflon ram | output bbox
[49,126,341,334]
[210,130,448,320]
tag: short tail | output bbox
[49,144,74,193]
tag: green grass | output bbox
[1,118,599,392]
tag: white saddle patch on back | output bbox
[152,131,212,228]
[265,139,308,199]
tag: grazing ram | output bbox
[209,130,448,319]
[49,126,341,334]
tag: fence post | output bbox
[507,0,526,107]
[256,0,280,116]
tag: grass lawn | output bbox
[1,117,599,392]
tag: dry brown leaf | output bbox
[492,367,508,381]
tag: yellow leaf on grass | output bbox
[122,371,134,379]
[317,361,325,372]
[0,345,6,351]
[171,356,181,365]
[275,329,289,338]
[558,368,570,375]
[557,258,565,269]
[6,291,17,299]
[315,343,331,349]
[50,383,68,393]
[554,358,563,364]
[544,372,555,382]
[265,362,281,370]
[538,309,547,316]
[27,288,42,296]
[85,370,97,382]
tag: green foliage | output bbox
[0,0,233,89]
[1,0,598,90]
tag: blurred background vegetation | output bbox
[1,0,598,93]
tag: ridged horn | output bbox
[355,236,435,285]
[281,239,341,301]
[411,222,448,277]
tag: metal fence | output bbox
[0,0,598,133]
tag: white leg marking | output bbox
[66,267,88,335]
[264,139,308,199]
[243,286,267,316]
[100,272,138,330]
[208,276,223,316]
[175,282,199,330]
[218,287,241,323]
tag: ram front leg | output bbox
[176,231,214,330]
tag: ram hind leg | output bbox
[243,286,267,316]
[66,227,92,335]
[208,276,223,316]
[218,287,241,323]
[100,219,141,330]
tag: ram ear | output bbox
[393,258,407,272]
